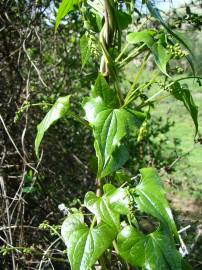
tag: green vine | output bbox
[34,0,200,269]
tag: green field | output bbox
[153,78,202,199]
[125,64,202,200]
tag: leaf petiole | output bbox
[68,112,90,128]
[118,44,146,68]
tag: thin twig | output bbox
[0,176,16,269]
[0,114,38,173]
[38,237,61,270]
[22,29,47,88]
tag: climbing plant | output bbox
[35,0,199,269]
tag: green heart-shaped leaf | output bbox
[80,34,92,68]
[117,11,132,30]
[152,42,171,75]
[35,95,71,158]
[134,168,178,237]
[84,191,120,230]
[84,184,130,230]
[55,0,79,30]
[83,74,145,178]
[103,184,130,215]
[61,213,116,270]
[117,226,182,270]
[171,82,198,135]
[127,30,170,75]
[127,30,156,46]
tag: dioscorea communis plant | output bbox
[35,0,199,269]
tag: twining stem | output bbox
[96,2,118,269]
[96,178,103,197]
[96,177,109,269]
[99,35,113,69]
[99,0,124,107]
[99,0,114,75]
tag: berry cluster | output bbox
[166,43,189,59]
